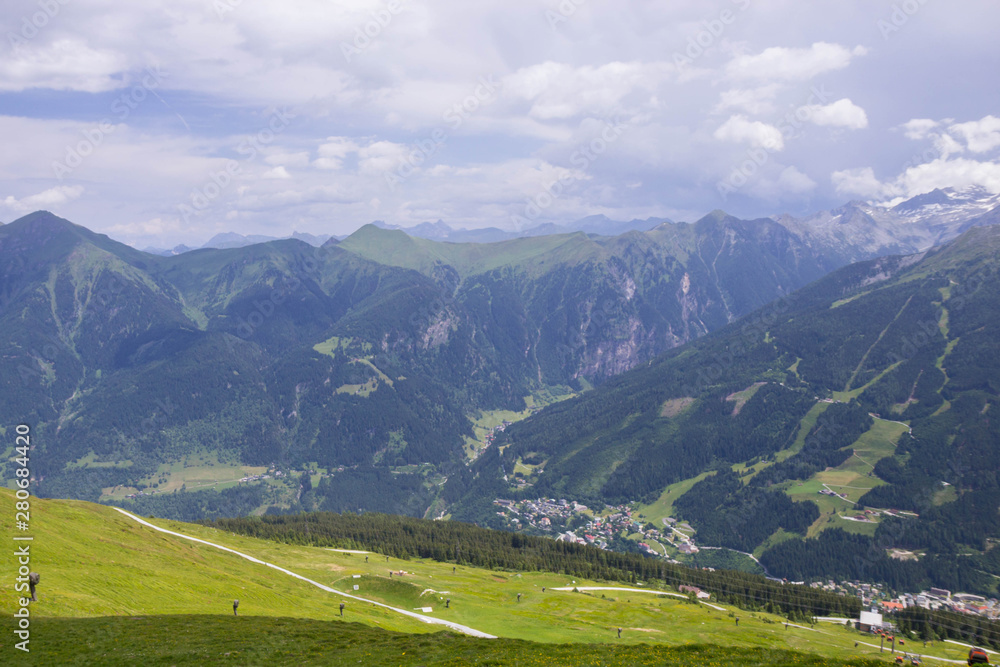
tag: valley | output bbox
[3,193,1000,654]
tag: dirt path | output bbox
[112,508,496,639]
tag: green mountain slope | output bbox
[1,209,877,517]
[0,488,932,665]
[448,225,1000,594]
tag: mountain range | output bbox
[371,215,673,243]
[2,186,1000,595]
[143,230,334,256]
[144,185,1000,257]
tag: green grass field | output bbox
[784,418,907,537]
[97,450,267,500]
[5,616,892,666]
[636,471,713,527]
[0,488,976,665]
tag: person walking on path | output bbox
[233,600,239,616]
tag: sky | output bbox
[1,0,999,248]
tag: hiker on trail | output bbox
[517,593,521,602]
[390,571,393,578]
[735,617,739,626]
[542,587,545,593]
[28,572,39,602]
[233,599,239,616]
[453,566,456,573]
[340,602,345,616]
[617,627,622,639]
[446,599,451,608]
[365,556,369,563]
[386,556,389,563]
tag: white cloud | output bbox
[714,115,784,151]
[833,158,1000,202]
[932,133,965,159]
[356,140,410,175]
[725,43,867,81]
[949,115,1000,153]
[502,61,673,120]
[899,157,1000,196]
[2,185,85,212]
[835,113,1000,202]
[752,166,817,200]
[264,151,310,167]
[832,167,891,199]
[0,40,127,93]
[900,119,939,140]
[313,137,361,170]
[801,98,868,130]
[715,85,780,115]
[262,166,292,179]
[2,1,999,243]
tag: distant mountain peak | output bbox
[369,215,671,243]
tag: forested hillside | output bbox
[0,209,878,515]
[447,225,1000,594]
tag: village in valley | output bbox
[812,581,1000,620]
[493,496,712,561]
[493,496,1000,622]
